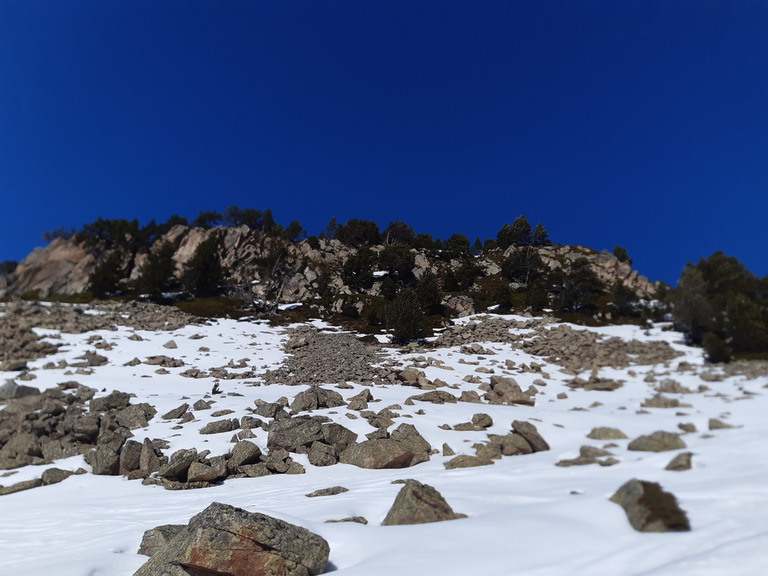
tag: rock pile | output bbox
[262,327,396,386]
[0,383,156,491]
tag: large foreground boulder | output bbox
[610,479,690,533]
[382,480,466,526]
[134,502,330,576]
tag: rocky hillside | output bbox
[1,225,658,313]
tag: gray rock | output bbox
[511,420,550,452]
[382,480,466,525]
[90,390,131,412]
[186,461,221,483]
[471,413,493,428]
[0,478,43,496]
[628,431,687,452]
[587,427,628,440]
[229,440,262,469]
[267,416,324,454]
[709,418,734,430]
[484,375,535,406]
[133,502,330,576]
[119,439,143,475]
[200,418,239,435]
[308,442,338,467]
[85,445,120,475]
[321,423,357,452]
[41,467,74,485]
[306,486,349,498]
[407,391,459,404]
[159,448,198,481]
[487,433,532,456]
[665,452,693,471]
[137,524,184,557]
[610,478,690,532]
[444,455,494,469]
[290,386,345,412]
[162,403,189,420]
[0,380,39,399]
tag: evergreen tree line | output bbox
[37,208,768,361]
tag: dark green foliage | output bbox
[531,223,551,246]
[379,244,415,285]
[501,247,544,286]
[191,211,223,229]
[524,277,551,311]
[335,218,381,246]
[343,246,377,290]
[471,237,483,256]
[76,218,142,251]
[139,215,188,245]
[613,245,631,265]
[702,332,732,363]
[555,258,605,313]
[89,250,125,298]
[384,221,415,246]
[611,283,641,317]
[441,234,470,259]
[671,252,768,361]
[385,288,425,344]
[223,206,263,229]
[415,271,442,316]
[306,236,321,250]
[283,220,306,242]
[42,227,75,242]
[482,238,497,253]
[379,276,399,301]
[0,260,17,275]
[320,217,338,240]
[443,259,483,292]
[137,241,178,298]
[496,215,532,249]
[182,235,222,298]
[412,233,441,252]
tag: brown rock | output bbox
[382,480,466,526]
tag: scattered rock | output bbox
[628,431,687,452]
[665,452,693,471]
[587,427,627,440]
[306,486,349,498]
[382,480,466,525]
[444,455,494,469]
[709,418,734,430]
[609,479,690,532]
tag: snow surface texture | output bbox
[1,313,767,576]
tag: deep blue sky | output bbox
[2,1,766,284]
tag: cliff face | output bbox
[3,226,658,303]
[6,238,96,297]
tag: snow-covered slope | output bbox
[1,313,766,576]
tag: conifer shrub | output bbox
[89,250,125,298]
[385,288,425,344]
[343,246,377,290]
[182,235,223,298]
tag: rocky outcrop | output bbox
[5,223,660,311]
[9,237,96,297]
[382,480,466,526]
[134,502,330,576]
[610,479,690,532]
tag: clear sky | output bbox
[1,1,766,285]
